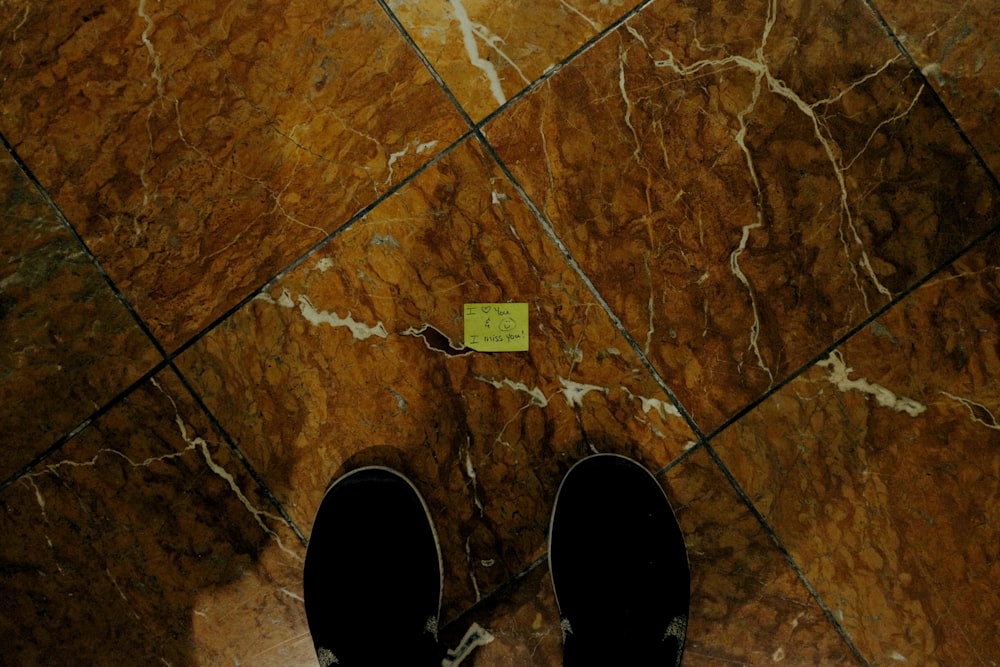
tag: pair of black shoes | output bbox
[303,453,690,666]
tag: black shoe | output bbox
[548,453,690,666]
[304,466,443,667]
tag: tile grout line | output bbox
[860,0,1000,190]
[0,358,171,493]
[475,0,662,130]
[165,126,476,362]
[701,213,1000,445]
[699,441,872,666]
[471,128,709,444]
[166,360,311,547]
[374,0,478,132]
[0,133,171,362]
[0,130,309,539]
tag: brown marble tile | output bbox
[0,368,310,666]
[0,147,160,482]
[670,449,857,665]
[0,0,469,351]
[484,0,1000,433]
[444,448,856,665]
[872,0,1000,174]
[176,136,698,622]
[711,235,1000,664]
[386,0,641,121]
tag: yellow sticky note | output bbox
[464,303,529,352]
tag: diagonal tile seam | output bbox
[374,0,478,131]
[164,125,477,362]
[861,0,1000,188]
[0,133,170,362]
[679,219,1000,662]
[1,126,474,546]
[437,436,698,639]
[698,440,872,666]
[473,0,657,130]
[0,358,170,493]
[2,121,365,545]
[0,130,171,491]
[0,125,473,484]
[165,359,309,546]
[376,0,661,131]
[468,123,1000,667]
[701,215,1000,445]
[470,128,709,445]
[470,122,877,661]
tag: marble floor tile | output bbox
[667,449,858,665]
[484,0,1000,433]
[0,147,160,482]
[871,0,1000,174]
[3,0,998,663]
[0,0,469,351]
[176,135,698,622]
[386,0,641,121]
[445,448,858,665]
[710,234,1000,664]
[0,369,311,666]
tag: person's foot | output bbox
[548,453,690,666]
[303,466,443,667]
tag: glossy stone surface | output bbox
[387,0,642,120]
[175,136,698,621]
[0,370,309,665]
[711,236,1000,664]
[484,0,999,432]
[0,147,160,482]
[871,0,1000,173]
[0,0,469,350]
[2,0,998,663]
